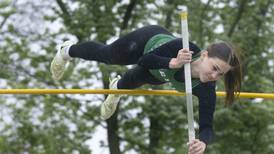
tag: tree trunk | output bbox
[107,107,121,154]
[106,1,137,153]
[148,100,162,154]
[148,115,161,153]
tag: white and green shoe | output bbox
[100,75,122,120]
[50,41,75,81]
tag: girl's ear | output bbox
[200,50,208,60]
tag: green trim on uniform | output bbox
[144,34,201,92]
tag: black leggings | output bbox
[69,25,170,89]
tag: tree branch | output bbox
[198,0,213,46]
[55,0,74,31]
[255,0,272,33]
[227,0,248,37]
[121,0,137,30]
[164,0,175,29]
[0,0,18,31]
[55,0,70,17]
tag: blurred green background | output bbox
[0,0,273,153]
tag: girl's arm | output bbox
[137,39,200,69]
[193,81,216,145]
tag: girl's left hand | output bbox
[188,139,206,154]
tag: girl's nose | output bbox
[211,72,219,80]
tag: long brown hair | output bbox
[207,42,242,106]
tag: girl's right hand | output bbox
[169,48,193,69]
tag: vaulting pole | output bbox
[181,7,195,142]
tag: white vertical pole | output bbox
[180,6,195,142]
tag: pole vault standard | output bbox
[181,7,195,142]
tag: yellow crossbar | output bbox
[0,89,274,99]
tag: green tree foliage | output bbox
[0,0,273,154]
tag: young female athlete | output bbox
[50,25,241,154]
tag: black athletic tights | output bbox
[69,25,171,89]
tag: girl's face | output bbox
[198,51,231,83]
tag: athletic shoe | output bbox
[50,41,74,81]
[100,75,122,120]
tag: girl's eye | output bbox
[213,66,218,71]
[213,66,225,76]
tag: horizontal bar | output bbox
[0,89,274,99]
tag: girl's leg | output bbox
[117,66,165,89]
[69,25,172,65]
[100,66,165,120]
